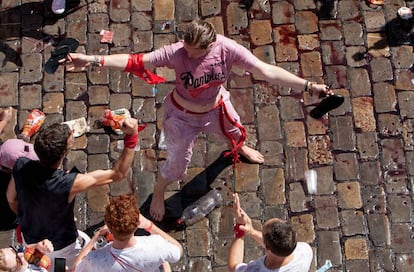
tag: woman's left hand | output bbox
[311,83,334,97]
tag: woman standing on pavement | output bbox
[68,20,332,222]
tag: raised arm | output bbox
[68,118,138,201]
[228,193,264,272]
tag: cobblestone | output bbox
[1,1,414,271]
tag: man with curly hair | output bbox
[73,194,183,272]
[7,117,139,271]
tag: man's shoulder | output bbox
[283,242,313,271]
[84,244,112,260]
[235,256,265,272]
[295,242,313,255]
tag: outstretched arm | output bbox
[68,53,154,71]
[248,59,332,97]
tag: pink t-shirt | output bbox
[148,34,257,104]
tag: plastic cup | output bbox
[398,7,413,20]
[305,169,317,194]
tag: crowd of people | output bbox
[0,13,342,271]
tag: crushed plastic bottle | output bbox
[177,189,223,226]
[24,247,51,270]
[101,108,131,135]
[62,117,89,138]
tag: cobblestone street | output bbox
[1,0,414,271]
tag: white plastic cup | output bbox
[305,169,317,194]
[398,7,413,20]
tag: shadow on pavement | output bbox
[0,0,82,67]
[84,151,235,237]
[352,10,413,61]
[138,150,234,233]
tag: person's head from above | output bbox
[262,218,297,257]
[0,139,39,173]
[0,247,25,272]
[34,123,73,168]
[182,20,217,59]
[105,194,140,241]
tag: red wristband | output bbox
[100,56,105,67]
[124,133,138,148]
[234,223,245,238]
[145,221,153,232]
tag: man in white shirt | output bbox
[228,194,313,272]
[73,194,183,272]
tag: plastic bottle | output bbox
[19,109,46,142]
[305,169,317,194]
[177,189,223,226]
[62,117,89,138]
[101,108,131,135]
[24,247,51,270]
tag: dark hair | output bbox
[34,123,71,167]
[105,194,140,239]
[182,20,216,49]
[263,219,297,257]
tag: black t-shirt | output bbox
[13,157,78,250]
[0,171,16,230]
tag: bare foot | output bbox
[150,177,170,222]
[150,192,165,222]
[239,145,265,164]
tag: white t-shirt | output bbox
[75,235,181,272]
[17,264,47,272]
[235,242,313,272]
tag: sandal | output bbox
[309,94,344,119]
[44,38,79,74]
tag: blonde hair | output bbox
[182,20,216,49]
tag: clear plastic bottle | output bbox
[177,189,223,226]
